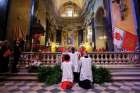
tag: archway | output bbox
[94,7,107,51]
[59,1,81,17]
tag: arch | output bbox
[53,0,84,11]
[94,7,107,51]
[59,1,81,17]
[95,7,105,25]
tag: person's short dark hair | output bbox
[63,54,70,61]
[71,47,75,53]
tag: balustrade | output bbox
[88,52,140,64]
[20,52,62,66]
[20,52,140,67]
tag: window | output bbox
[61,7,79,17]
[67,8,73,17]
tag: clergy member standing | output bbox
[70,47,80,83]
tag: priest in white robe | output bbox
[70,47,80,82]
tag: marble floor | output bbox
[0,81,140,93]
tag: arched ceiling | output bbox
[52,0,85,11]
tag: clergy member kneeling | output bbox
[60,54,73,90]
[79,52,93,89]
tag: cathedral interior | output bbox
[0,0,140,52]
[0,1,140,92]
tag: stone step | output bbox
[108,67,140,69]
[112,76,140,81]
[1,64,140,81]
[110,67,140,81]
[111,72,140,76]
[0,76,38,81]
[0,72,37,76]
[96,64,140,81]
[96,64,140,69]
[109,67,140,70]
[110,69,140,72]
[0,72,38,81]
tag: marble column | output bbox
[133,0,140,50]
[103,0,114,51]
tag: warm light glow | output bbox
[51,42,56,52]
[83,42,92,52]
[99,36,104,40]
[87,26,92,42]
[40,36,45,45]
[67,8,73,17]
[99,35,107,40]
[61,14,66,17]
[73,13,78,17]
[61,7,79,17]
[103,36,107,39]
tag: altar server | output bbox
[60,54,73,90]
[79,52,93,89]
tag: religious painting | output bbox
[119,0,128,20]
[111,0,128,22]
[67,31,73,45]
[62,31,74,47]
[111,0,137,35]
[63,31,67,45]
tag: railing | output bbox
[20,52,140,66]
[88,52,140,64]
[20,52,62,66]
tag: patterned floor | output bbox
[0,81,140,93]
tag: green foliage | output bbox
[37,65,111,85]
[37,65,62,85]
[45,65,62,85]
[37,66,52,82]
[92,65,112,84]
